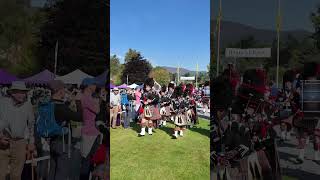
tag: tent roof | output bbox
[93,70,107,86]
[128,83,138,88]
[117,84,128,88]
[24,69,55,84]
[0,69,19,84]
[55,69,93,85]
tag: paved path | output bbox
[274,125,320,180]
[197,107,210,120]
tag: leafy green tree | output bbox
[122,49,152,84]
[0,0,42,77]
[124,48,144,63]
[38,0,107,76]
[110,55,123,84]
[149,67,171,86]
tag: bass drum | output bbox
[301,80,320,114]
[295,80,320,130]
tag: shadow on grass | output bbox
[130,122,141,134]
[188,127,210,138]
[159,125,175,138]
[130,122,163,135]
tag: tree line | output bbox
[111,48,209,86]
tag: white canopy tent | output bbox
[55,69,93,85]
[128,83,139,89]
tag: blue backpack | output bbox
[36,102,66,138]
[121,93,129,105]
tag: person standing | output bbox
[134,86,142,122]
[110,87,121,129]
[47,80,83,180]
[0,81,36,180]
[138,78,161,137]
[79,78,101,180]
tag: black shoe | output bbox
[296,158,304,164]
[138,134,145,137]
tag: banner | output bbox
[180,76,195,81]
[225,48,271,58]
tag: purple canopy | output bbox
[0,69,19,84]
[117,84,128,89]
[110,83,115,88]
[24,70,55,84]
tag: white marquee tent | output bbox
[55,69,93,85]
[128,83,139,89]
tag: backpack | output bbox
[36,102,66,137]
[121,93,129,105]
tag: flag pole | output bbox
[196,61,199,88]
[54,40,59,77]
[127,75,129,85]
[216,0,222,77]
[276,0,281,88]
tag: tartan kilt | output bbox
[174,114,188,126]
[140,106,161,121]
[160,106,171,117]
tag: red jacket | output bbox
[91,144,107,165]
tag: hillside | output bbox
[211,20,312,48]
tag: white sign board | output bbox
[225,48,271,58]
[180,76,195,81]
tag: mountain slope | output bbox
[211,20,312,48]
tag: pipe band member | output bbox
[138,78,161,136]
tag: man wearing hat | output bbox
[0,81,36,180]
[47,80,83,180]
[110,87,121,129]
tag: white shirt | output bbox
[110,92,121,107]
[0,97,35,143]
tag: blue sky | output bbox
[111,0,210,71]
[212,0,319,32]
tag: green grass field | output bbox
[110,118,210,180]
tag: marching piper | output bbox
[138,78,161,137]
[171,86,188,139]
[159,85,171,127]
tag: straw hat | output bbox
[112,87,119,91]
[8,81,29,93]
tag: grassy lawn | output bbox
[110,118,210,180]
[282,176,298,180]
